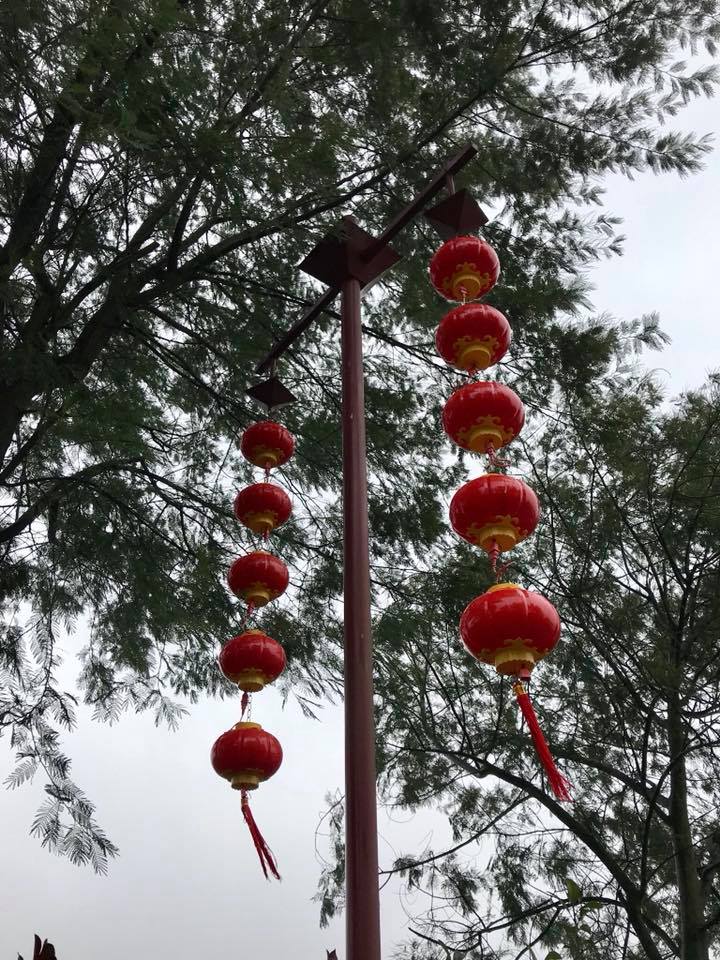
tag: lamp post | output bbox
[255,143,485,960]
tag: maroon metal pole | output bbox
[340,275,381,960]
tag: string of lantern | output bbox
[428,225,571,802]
[210,417,297,879]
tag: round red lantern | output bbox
[449,474,539,552]
[460,583,561,676]
[233,483,292,535]
[429,236,500,302]
[227,551,289,607]
[219,629,286,692]
[459,583,570,800]
[435,303,511,372]
[211,721,283,790]
[442,382,524,454]
[240,421,295,470]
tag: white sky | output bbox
[1,94,718,960]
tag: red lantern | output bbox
[211,720,283,791]
[460,583,560,676]
[450,474,539,553]
[442,382,524,455]
[219,629,286,692]
[233,483,292,535]
[435,303,511,372]
[227,551,289,607]
[211,721,283,878]
[240,421,295,470]
[429,236,500,302]
[459,583,570,801]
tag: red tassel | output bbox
[241,790,281,880]
[512,682,571,802]
[240,691,250,718]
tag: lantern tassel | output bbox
[241,790,281,880]
[240,691,250,718]
[512,682,571,802]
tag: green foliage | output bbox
[0,0,718,915]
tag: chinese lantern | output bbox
[240,421,295,470]
[227,551,289,607]
[449,474,539,553]
[460,583,560,676]
[212,721,283,790]
[219,629,286,692]
[233,483,292,535]
[429,235,500,302]
[442,382,524,456]
[459,583,570,801]
[211,721,283,879]
[435,303,511,372]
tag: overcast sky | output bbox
[1,90,718,960]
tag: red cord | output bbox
[239,600,255,631]
[486,442,510,469]
[513,682,571,802]
[488,538,500,574]
[241,790,281,880]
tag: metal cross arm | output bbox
[254,141,480,374]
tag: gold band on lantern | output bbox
[442,263,492,301]
[241,582,273,606]
[242,509,278,534]
[252,446,280,467]
[466,518,522,552]
[453,334,499,372]
[494,647,536,676]
[234,668,270,693]
[230,770,264,790]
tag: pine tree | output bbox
[0,0,718,882]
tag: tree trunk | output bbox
[668,692,709,960]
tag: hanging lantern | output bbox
[460,583,560,676]
[450,474,539,552]
[240,421,295,470]
[227,551,289,607]
[429,236,500,302]
[233,483,292,535]
[211,721,283,791]
[435,303,512,372]
[219,629,286,692]
[211,720,283,879]
[459,583,570,801]
[442,382,524,455]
